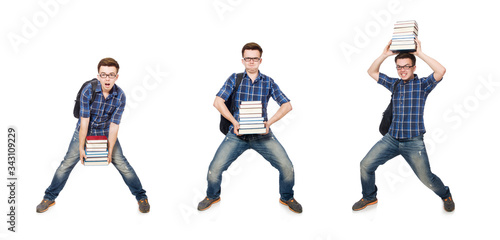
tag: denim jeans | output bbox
[206,131,295,201]
[43,130,147,201]
[360,134,450,200]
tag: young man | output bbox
[36,58,150,213]
[352,39,454,212]
[198,42,302,213]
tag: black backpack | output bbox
[219,73,244,135]
[379,80,401,135]
[73,78,99,118]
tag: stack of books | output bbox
[389,20,418,52]
[238,101,266,135]
[84,136,109,166]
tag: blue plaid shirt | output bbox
[378,73,441,139]
[75,80,126,136]
[216,71,290,132]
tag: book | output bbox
[85,135,109,166]
[389,20,418,52]
[240,108,262,114]
[85,157,108,161]
[84,161,108,166]
[239,128,267,135]
[239,123,265,129]
[238,101,266,135]
[85,135,108,144]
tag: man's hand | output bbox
[383,40,397,57]
[107,153,112,164]
[261,121,270,135]
[411,38,423,57]
[233,122,241,136]
[80,147,86,164]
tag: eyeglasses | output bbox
[243,57,261,62]
[396,65,414,70]
[99,73,117,79]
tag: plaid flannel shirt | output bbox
[75,80,126,136]
[216,71,290,133]
[378,72,441,139]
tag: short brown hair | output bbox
[242,42,263,57]
[395,52,416,66]
[98,57,120,73]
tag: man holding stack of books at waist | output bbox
[36,57,150,213]
[198,42,302,213]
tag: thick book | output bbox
[240,108,262,114]
[240,113,262,118]
[240,104,262,109]
[84,161,108,166]
[86,143,108,148]
[85,148,107,152]
[239,128,267,135]
[240,101,261,105]
[85,157,108,161]
[86,136,108,144]
[390,20,418,52]
[239,123,265,129]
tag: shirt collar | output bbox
[243,70,263,83]
[401,74,418,84]
[95,80,118,97]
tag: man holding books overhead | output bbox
[198,42,302,213]
[36,58,150,213]
[352,36,455,212]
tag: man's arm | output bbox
[367,40,397,81]
[213,96,240,135]
[107,123,119,164]
[264,102,292,134]
[412,39,446,81]
[79,117,90,164]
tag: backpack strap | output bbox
[229,73,244,113]
[391,79,401,99]
[90,78,99,104]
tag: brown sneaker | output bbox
[36,199,55,213]
[138,199,150,213]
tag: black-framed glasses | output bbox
[99,73,117,79]
[396,65,414,70]
[243,57,261,62]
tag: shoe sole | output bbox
[279,199,301,213]
[352,199,378,211]
[37,201,55,213]
[198,198,221,211]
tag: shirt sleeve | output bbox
[421,73,441,93]
[216,74,236,101]
[377,73,399,92]
[270,78,290,106]
[79,83,92,118]
[110,93,126,125]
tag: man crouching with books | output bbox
[36,58,150,213]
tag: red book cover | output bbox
[86,136,108,144]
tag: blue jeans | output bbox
[360,134,450,200]
[206,131,295,201]
[43,130,147,201]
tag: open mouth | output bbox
[105,83,111,87]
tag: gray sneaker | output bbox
[138,199,150,213]
[198,197,220,211]
[443,196,455,212]
[352,198,378,211]
[36,199,55,213]
[280,198,303,213]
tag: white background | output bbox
[1,0,499,239]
